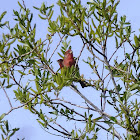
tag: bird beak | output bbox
[69,50,73,54]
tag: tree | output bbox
[0,0,140,139]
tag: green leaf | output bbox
[1,79,5,86]
[129,84,139,91]
[33,6,40,10]
[102,0,106,9]
[30,88,38,94]
[40,94,44,104]
[110,116,117,123]
[115,36,118,48]
[0,11,7,22]
[37,120,45,127]
[81,133,86,139]
[0,125,6,135]
[138,55,140,61]
[88,115,91,128]
[18,1,24,9]
[125,53,130,60]
[138,121,140,133]
[38,14,47,20]
[49,10,54,19]
[18,70,26,75]
[0,113,5,121]
[94,116,102,121]
[7,38,16,46]
[5,120,9,131]
[13,10,19,16]
[134,34,139,47]
[9,128,20,137]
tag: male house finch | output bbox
[57,50,76,68]
[57,49,87,88]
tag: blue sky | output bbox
[0,0,140,140]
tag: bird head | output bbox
[57,59,64,69]
[64,49,73,59]
[57,59,63,64]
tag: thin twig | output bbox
[87,44,105,63]
[80,33,106,58]
[32,107,72,136]
[49,34,65,60]
[5,93,39,116]
[22,0,26,10]
[53,98,95,111]
[46,115,71,135]
[0,82,13,108]
[109,39,127,62]
[75,39,85,67]
[40,126,72,139]
[70,85,109,118]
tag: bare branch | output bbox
[109,39,127,62]
[5,93,39,116]
[53,98,95,111]
[49,34,65,60]
[75,38,86,67]
[0,82,13,108]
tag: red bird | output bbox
[63,50,76,67]
[57,49,87,88]
[57,49,76,69]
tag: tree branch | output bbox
[0,82,13,108]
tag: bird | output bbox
[63,49,76,67]
[57,59,64,69]
[57,50,76,68]
[57,49,87,88]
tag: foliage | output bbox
[0,0,140,139]
[0,120,20,140]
